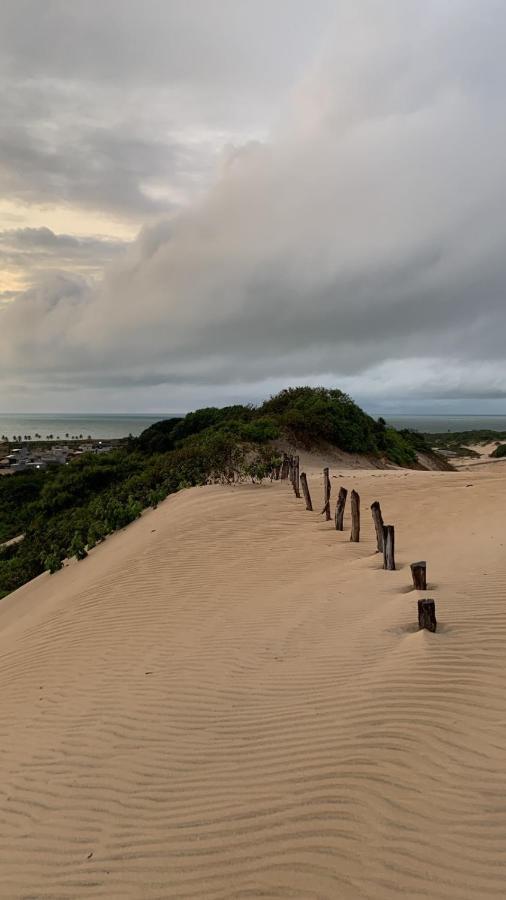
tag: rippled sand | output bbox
[1,465,505,898]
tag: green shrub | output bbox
[68,535,88,561]
[261,386,379,453]
[491,443,506,458]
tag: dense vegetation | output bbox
[135,388,422,464]
[0,387,428,599]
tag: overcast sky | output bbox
[1,0,506,414]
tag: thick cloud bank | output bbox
[2,0,506,408]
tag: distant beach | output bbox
[0,413,179,442]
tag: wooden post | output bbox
[350,489,360,542]
[370,501,384,553]
[293,455,301,498]
[382,525,395,570]
[280,454,290,480]
[411,561,427,590]
[300,473,313,510]
[418,598,437,632]
[335,487,347,531]
[321,467,331,520]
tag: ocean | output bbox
[385,415,506,433]
[3,412,506,443]
[0,414,178,442]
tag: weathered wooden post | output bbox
[411,561,427,590]
[335,487,347,531]
[418,598,437,632]
[370,501,384,553]
[382,525,395,570]
[321,467,331,520]
[280,454,290,480]
[350,489,360,542]
[293,455,301,498]
[300,472,313,510]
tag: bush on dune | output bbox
[490,443,506,458]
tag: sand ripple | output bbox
[0,469,506,898]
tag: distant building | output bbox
[0,441,113,474]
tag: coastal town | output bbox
[0,441,113,474]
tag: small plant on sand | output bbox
[43,552,64,574]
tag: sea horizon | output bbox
[0,413,181,441]
[3,410,506,441]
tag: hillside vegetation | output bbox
[136,387,422,464]
[0,387,429,598]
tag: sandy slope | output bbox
[1,465,506,898]
[453,441,506,469]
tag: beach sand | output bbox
[1,464,506,898]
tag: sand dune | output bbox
[1,465,506,898]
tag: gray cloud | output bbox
[0,101,212,219]
[2,1,506,411]
[0,226,127,285]
[0,1,334,94]
[0,1,335,221]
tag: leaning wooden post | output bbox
[300,473,313,511]
[350,489,360,542]
[411,561,427,590]
[293,455,301,499]
[418,598,437,632]
[370,501,384,553]
[382,525,395,570]
[335,487,347,531]
[321,467,331,520]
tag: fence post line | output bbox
[350,489,360,542]
[382,525,395,570]
[321,467,331,520]
[411,561,427,590]
[418,599,437,632]
[370,501,384,553]
[300,472,313,511]
[335,487,347,531]
[293,455,301,498]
